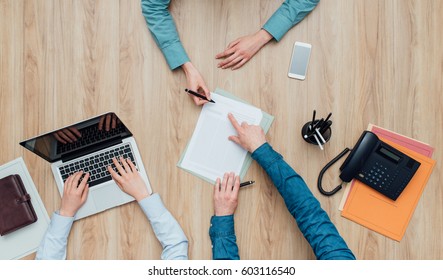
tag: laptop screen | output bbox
[20,112,133,163]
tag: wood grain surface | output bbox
[0,0,442,259]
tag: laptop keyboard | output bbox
[58,143,136,187]
[57,123,126,154]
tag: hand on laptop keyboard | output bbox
[59,171,90,217]
[59,143,136,188]
[107,157,150,202]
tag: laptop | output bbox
[20,112,152,220]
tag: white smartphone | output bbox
[288,41,312,80]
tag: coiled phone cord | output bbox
[317,147,351,196]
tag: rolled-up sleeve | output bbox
[263,0,320,41]
[141,0,190,69]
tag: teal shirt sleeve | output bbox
[263,0,320,41]
[209,215,240,260]
[141,0,190,70]
[252,143,356,260]
[35,212,74,260]
[138,193,189,260]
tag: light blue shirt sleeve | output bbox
[35,194,188,260]
[35,212,74,260]
[263,0,320,41]
[141,0,190,70]
[138,193,189,260]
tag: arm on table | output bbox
[209,173,240,260]
[252,143,355,260]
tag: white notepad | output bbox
[0,158,50,260]
[180,92,263,183]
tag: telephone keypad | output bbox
[361,162,399,193]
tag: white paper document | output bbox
[181,93,263,183]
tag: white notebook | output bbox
[180,92,263,183]
[0,158,50,259]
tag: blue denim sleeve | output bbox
[263,0,320,41]
[209,215,240,260]
[252,143,356,260]
[141,0,190,70]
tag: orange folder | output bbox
[341,137,436,241]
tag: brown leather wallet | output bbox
[0,174,38,236]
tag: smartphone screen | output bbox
[288,42,311,80]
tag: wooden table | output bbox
[1,0,442,259]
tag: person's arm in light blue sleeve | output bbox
[141,0,189,70]
[138,193,188,260]
[252,143,355,260]
[35,171,90,260]
[209,215,239,260]
[35,212,74,260]
[108,159,188,260]
[263,0,320,41]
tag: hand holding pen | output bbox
[182,62,212,106]
[185,89,215,103]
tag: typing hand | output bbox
[59,171,90,217]
[227,113,266,153]
[107,157,150,202]
[215,29,273,70]
[213,172,240,216]
[182,62,211,105]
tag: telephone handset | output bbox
[318,131,421,200]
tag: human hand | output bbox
[213,172,240,216]
[53,127,82,144]
[215,29,273,70]
[98,113,119,131]
[181,62,211,105]
[227,113,266,153]
[59,171,90,217]
[107,157,150,202]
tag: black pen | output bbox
[240,180,255,187]
[304,118,324,139]
[310,110,316,131]
[320,120,332,134]
[185,88,215,103]
[312,118,324,131]
[324,112,332,124]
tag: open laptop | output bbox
[20,112,152,220]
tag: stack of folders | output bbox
[339,124,436,241]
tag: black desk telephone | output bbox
[318,131,421,200]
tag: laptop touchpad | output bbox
[91,185,124,211]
